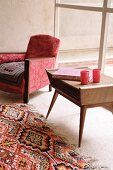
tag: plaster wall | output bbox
[0,0,54,52]
[0,0,113,53]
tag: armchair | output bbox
[0,34,60,103]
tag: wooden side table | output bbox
[46,69,113,147]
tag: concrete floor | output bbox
[0,54,113,169]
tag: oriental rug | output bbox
[0,104,92,170]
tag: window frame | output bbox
[54,0,113,72]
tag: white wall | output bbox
[1,0,113,53]
[0,0,54,52]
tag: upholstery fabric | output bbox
[0,104,91,170]
[0,79,25,94]
[0,53,25,64]
[26,34,60,59]
[29,57,56,93]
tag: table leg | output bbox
[46,90,59,119]
[78,106,87,147]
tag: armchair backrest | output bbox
[26,34,60,59]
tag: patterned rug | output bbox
[0,104,92,170]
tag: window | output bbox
[55,0,113,75]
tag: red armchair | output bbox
[0,34,60,103]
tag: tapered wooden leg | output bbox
[46,90,59,119]
[78,106,87,147]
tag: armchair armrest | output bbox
[24,57,56,103]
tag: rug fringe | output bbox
[73,150,110,170]
[46,122,110,169]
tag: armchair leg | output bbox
[24,59,29,104]
[23,92,29,103]
[49,85,52,91]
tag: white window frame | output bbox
[54,0,113,72]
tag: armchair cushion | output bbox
[26,34,60,59]
[0,62,24,86]
[0,53,26,64]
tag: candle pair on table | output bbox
[81,69,101,85]
[93,69,101,83]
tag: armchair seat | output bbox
[0,61,25,94]
[0,34,60,103]
[0,80,25,94]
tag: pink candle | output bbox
[93,69,101,83]
[80,70,89,85]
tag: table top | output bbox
[47,69,113,90]
[47,69,113,106]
